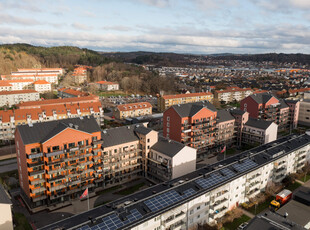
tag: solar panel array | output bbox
[232,159,257,172]
[144,190,183,212]
[76,208,143,230]
[195,160,258,189]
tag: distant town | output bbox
[0,49,310,230]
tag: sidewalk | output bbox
[242,209,255,219]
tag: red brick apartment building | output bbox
[15,117,102,208]
[163,102,218,155]
[240,92,299,131]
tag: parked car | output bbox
[237,222,248,230]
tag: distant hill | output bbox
[0,44,111,74]
[101,51,310,66]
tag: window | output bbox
[167,116,170,121]
[167,128,169,133]
[147,138,150,143]
[52,146,59,151]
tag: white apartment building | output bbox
[0,90,39,107]
[33,80,52,93]
[40,133,310,230]
[96,81,119,91]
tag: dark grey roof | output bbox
[230,109,246,115]
[285,99,300,105]
[134,126,153,135]
[102,125,139,147]
[250,92,276,104]
[246,211,305,230]
[171,102,216,118]
[245,118,274,130]
[279,99,289,109]
[217,110,235,123]
[16,116,101,145]
[0,184,11,205]
[151,137,185,158]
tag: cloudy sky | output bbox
[0,0,309,54]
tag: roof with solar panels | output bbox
[39,133,310,230]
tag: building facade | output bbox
[57,88,89,98]
[0,90,39,107]
[158,92,214,112]
[15,118,196,209]
[40,133,310,230]
[163,102,218,156]
[96,81,119,91]
[0,184,13,230]
[115,102,153,119]
[214,87,252,104]
[241,92,291,131]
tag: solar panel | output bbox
[76,208,144,230]
[220,168,236,179]
[232,159,257,172]
[144,190,183,212]
[183,188,197,198]
[195,171,226,189]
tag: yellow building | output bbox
[158,92,214,112]
[115,102,153,119]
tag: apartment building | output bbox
[216,110,235,148]
[242,118,278,145]
[57,88,89,98]
[163,102,218,155]
[14,68,64,76]
[0,101,103,140]
[0,90,39,107]
[0,79,34,91]
[285,99,300,129]
[298,92,310,127]
[15,118,196,209]
[214,87,252,104]
[96,81,119,91]
[158,92,214,112]
[1,68,63,85]
[115,102,152,119]
[40,133,310,230]
[72,66,91,84]
[33,80,52,93]
[16,95,99,109]
[241,92,291,131]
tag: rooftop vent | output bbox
[69,123,73,127]
[74,125,79,129]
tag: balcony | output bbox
[27,152,44,159]
[46,150,65,158]
[29,169,45,176]
[48,175,66,183]
[274,167,286,174]
[28,161,44,168]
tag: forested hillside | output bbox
[0,44,111,74]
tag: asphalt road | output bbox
[0,158,17,173]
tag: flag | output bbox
[80,187,88,199]
[221,145,226,153]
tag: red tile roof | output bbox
[33,80,50,85]
[17,95,99,109]
[96,81,118,85]
[215,88,252,93]
[0,81,13,87]
[288,88,310,94]
[58,88,89,97]
[0,110,14,122]
[117,102,152,112]
[0,90,38,95]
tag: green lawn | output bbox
[96,185,122,195]
[14,212,32,230]
[222,215,251,230]
[303,174,310,182]
[285,182,302,191]
[115,183,145,195]
[247,196,274,215]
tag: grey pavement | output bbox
[0,159,17,173]
[0,145,16,156]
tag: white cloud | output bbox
[102,25,132,32]
[0,14,41,26]
[72,22,93,31]
[136,0,171,7]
